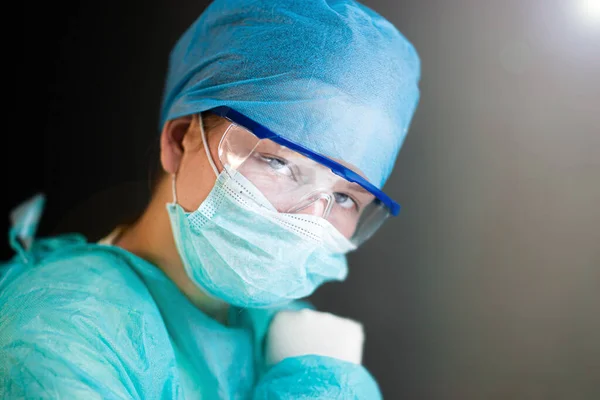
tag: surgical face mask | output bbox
[166,116,356,308]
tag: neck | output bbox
[114,176,230,324]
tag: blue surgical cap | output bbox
[160,0,420,188]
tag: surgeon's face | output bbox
[161,113,371,240]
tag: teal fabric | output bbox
[1,235,381,399]
[8,193,45,262]
[161,0,421,188]
[254,355,382,399]
[166,164,352,309]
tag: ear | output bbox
[160,116,193,175]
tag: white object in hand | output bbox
[265,308,365,366]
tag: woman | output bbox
[1,0,420,398]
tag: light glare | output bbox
[578,0,600,24]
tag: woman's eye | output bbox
[334,192,358,210]
[260,155,293,176]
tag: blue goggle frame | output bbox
[209,106,401,216]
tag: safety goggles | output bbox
[209,106,401,246]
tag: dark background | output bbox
[6,1,599,398]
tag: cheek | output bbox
[175,154,217,212]
[328,212,358,239]
[337,220,356,239]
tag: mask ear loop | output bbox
[171,173,178,204]
[171,113,216,205]
[200,113,219,177]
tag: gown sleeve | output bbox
[0,247,180,399]
[252,354,382,400]
[234,304,382,399]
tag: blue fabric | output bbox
[161,0,421,188]
[1,235,381,398]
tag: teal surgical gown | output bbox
[0,233,382,398]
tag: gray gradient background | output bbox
[5,0,599,398]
